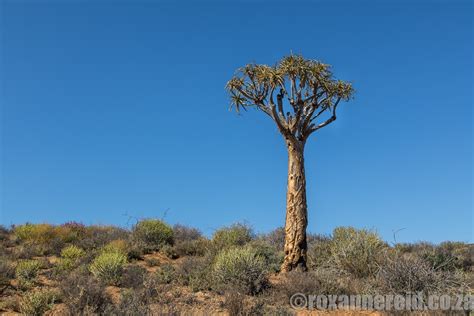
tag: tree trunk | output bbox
[281,141,308,272]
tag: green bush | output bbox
[307,237,332,269]
[211,223,253,252]
[161,244,179,259]
[127,242,144,261]
[58,245,86,271]
[132,219,174,253]
[120,265,147,289]
[75,225,130,251]
[101,239,128,255]
[247,240,283,273]
[89,251,127,285]
[260,227,285,250]
[14,223,55,243]
[329,227,386,278]
[0,225,10,241]
[103,289,151,315]
[420,241,472,272]
[378,254,448,294]
[176,256,213,292]
[173,224,202,242]
[16,260,41,290]
[212,246,268,295]
[58,222,87,243]
[174,238,210,257]
[19,289,57,316]
[62,244,86,259]
[60,267,112,314]
[12,223,81,256]
[0,259,14,289]
[155,264,176,284]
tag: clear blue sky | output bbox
[1,1,472,243]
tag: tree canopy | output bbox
[226,55,354,144]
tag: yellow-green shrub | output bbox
[330,227,386,278]
[55,222,87,243]
[90,251,127,285]
[58,245,86,271]
[307,238,333,269]
[101,239,128,255]
[211,223,253,252]
[0,259,14,288]
[212,246,267,295]
[174,238,210,257]
[19,289,57,316]
[132,219,173,252]
[247,240,284,273]
[14,222,87,245]
[16,260,41,290]
[14,224,56,244]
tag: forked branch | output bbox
[226,55,354,145]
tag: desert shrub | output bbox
[11,223,87,256]
[395,241,434,254]
[58,221,87,242]
[155,264,176,284]
[260,227,286,250]
[443,242,474,271]
[223,291,267,316]
[278,268,349,299]
[223,291,246,316]
[419,241,473,272]
[142,274,164,300]
[378,253,465,295]
[395,241,473,272]
[13,223,55,243]
[175,256,213,291]
[307,237,333,269]
[174,238,209,257]
[13,223,65,255]
[280,271,320,298]
[132,219,174,253]
[58,245,86,271]
[0,225,10,241]
[101,239,128,255]
[307,232,329,245]
[12,244,42,260]
[212,246,268,295]
[278,270,322,298]
[60,267,112,314]
[0,295,18,312]
[211,223,254,253]
[161,244,179,259]
[44,237,67,256]
[422,248,458,272]
[19,289,58,316]
[0,259,14,292]
[247,240,283,273]
[61,244,86,260]
[103,289,151,315]
[89,251,127,285]
[145,257,160,267]
[126,242,144,261]
[75,225,129,251]
[120,265,147,289]
[173,224,202,242]
[15,260,41,290]
[0,237,12,257]
[329,227,386,278]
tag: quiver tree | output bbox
[226,55,354,272]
